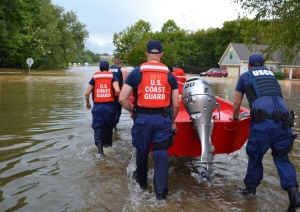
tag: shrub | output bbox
[274,72,284,80]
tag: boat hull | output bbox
[167,96,250,157]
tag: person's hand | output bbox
[230,112,250,121]
[86,102,91,110]
[239,112,250,118]
[229,117,239,121]
[172,122,177,131]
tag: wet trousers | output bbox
[244,119,298,190]
[91,103,116,147]
[115,101,122,125]
[131,114,173,195]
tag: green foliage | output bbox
[77,50,101,64]
[113,20,152,65]
[233,0,300,64]
[112,18,252,68]
[273,72,284,80]
[0,0,88,69]
[3,0,299,70]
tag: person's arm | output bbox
[113,81,120,97]
[232,91,244,120]
[171,88,180,130]
[85,84,94,110]
[121,67,128,86]
[118,84,133,114]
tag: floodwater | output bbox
[0,66,299,212]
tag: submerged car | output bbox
[200,68,228,77]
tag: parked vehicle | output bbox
[200,68,228,77]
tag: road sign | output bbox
[26,58,34,67]
[26,58,34,76]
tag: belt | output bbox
[250,109,288,123]
[94,101,115,105]
[136,108,163,114]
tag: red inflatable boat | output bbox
[168,79,250,158]
[169,95,250,157]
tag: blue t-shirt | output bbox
[125,66,178,90]
[110,65,123,87]
[235,67,287,112]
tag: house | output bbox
[100,54,114,60]
[218,43,300,79]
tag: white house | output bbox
[100,54,114,60]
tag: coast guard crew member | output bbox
[119,40,179,200]
[172,62,186,83]
[109,57,128,131]
[232,54,299,211]
[85,61,120,157]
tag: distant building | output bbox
[219,43,300,79]
[100,54,114,60]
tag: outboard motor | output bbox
[181,77,219,182]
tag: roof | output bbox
[219,43,300,66]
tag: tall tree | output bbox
[233,0,300,63]
[0,0,32,67]
[0,0,88,69]
[113,20,152,65]
[159,20,188,66]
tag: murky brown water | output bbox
[0,67,299,212]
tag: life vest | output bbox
[93,71,115,103]
[109,65,123,88]
[172,68,186,83]
[245,67,283,107]
[136,62,172,108]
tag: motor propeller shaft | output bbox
[182,77,219,182]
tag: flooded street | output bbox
[0,66,299,212]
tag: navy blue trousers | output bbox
[91,103,116,147]
[244,119,298,190]
[131,114,172,195]
[115,101,122,125]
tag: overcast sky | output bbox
[51,0,242,55]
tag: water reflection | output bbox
[0,68,299,211]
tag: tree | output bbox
[113,20,152,64]
[161,20,180,34]
[0,0,88,69]
[233,0,300,63]
[159,21,190,66]
[0,0,32,68]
